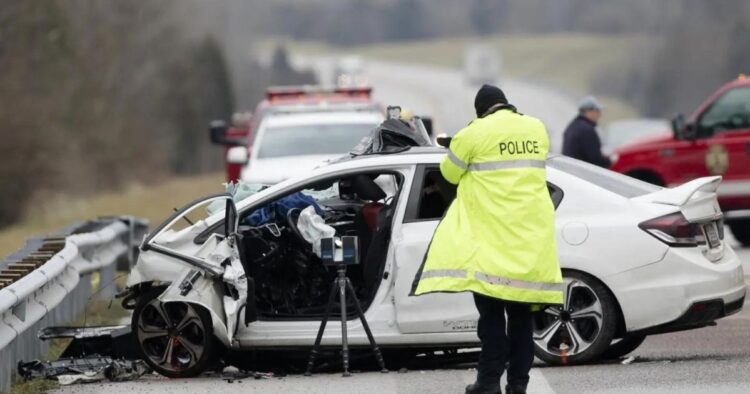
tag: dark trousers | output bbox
[473,293,534,388]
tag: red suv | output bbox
[209,86,380,182]
[611,76,750,245]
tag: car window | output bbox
[239,173,400,225]
[698,87,750,134]
[548,156,660,198]
[193,172,402,244]
[405,167,564,222]
[256,123,376,158]
[416,169,457,220]
[604,120,669,149]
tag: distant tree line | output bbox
[611,1,750,117]
[238,0,750,116]
[239,0,687,46]
[0,0,313,228]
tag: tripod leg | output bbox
[305,278,339,376]
[345,278,388,373]
[339,276,351,377]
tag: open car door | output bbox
[141,194,255,345]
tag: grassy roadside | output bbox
[0,173,224,260]
[264,33,653,120]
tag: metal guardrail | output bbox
[0,217,148,392]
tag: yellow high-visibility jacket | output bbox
[412,107,563,304]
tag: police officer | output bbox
[412,85,563,394]
[562,96,611,167]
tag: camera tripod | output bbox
[304,263,388,377]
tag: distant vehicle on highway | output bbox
[334,56,368,87]
[463,44,501,86]
[124,147,744,377]
[602,118,669,156]
[233,110,383,185]
[209,86,382,182]
[611,76,750,245]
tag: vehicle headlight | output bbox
[610,153,619,165]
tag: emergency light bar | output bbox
[265,85,372,100]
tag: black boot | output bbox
[465,382,502,394]
[505,384,526,394]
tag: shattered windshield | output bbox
[206,182,267,215]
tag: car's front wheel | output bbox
[532,271,619,365]
[132,287,218,378]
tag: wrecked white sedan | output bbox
[124,147,745,378]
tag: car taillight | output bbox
[639,212,703,247]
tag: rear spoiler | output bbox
[637,176,722,206]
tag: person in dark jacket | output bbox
[562,96,611,167]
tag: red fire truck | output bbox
[611,76,750,245]
[209,86,381,182]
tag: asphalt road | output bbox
[51,235,750,394]
[54,291,750,394]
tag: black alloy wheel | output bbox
[533,271,619,365]
[132,287,218,378]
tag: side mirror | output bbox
[436,134,452,148]
[671,114,696,141]
[227,146,249,164]
[209,120,246,146]
[209,120,229,145]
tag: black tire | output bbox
[533,270,619,365]
[729,219,750,247]
[132,287,218,378]
[600,334,647,360]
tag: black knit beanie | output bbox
[474,84,508,117]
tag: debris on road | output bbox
[17,357,149,385]
[38,325,139,360]
[219,367,277,383]
[621,356,636,365]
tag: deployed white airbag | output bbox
[297,205,336,257]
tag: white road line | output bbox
[528,368,556,394]
[460,367,556,393]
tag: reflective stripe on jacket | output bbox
[412,108,563,305]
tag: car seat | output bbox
[349,175,394,303]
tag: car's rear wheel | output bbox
[533,271,618,365]
[132,287,218,378]
[728,219,750,246]
[600,333,647,360]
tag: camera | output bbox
[320,236,359,266]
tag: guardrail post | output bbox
[95,262,116,300]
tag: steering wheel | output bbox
[286,208,309,246]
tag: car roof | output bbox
[321,148,567,172]
[261,111,383,128]
[318,147,448,171]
